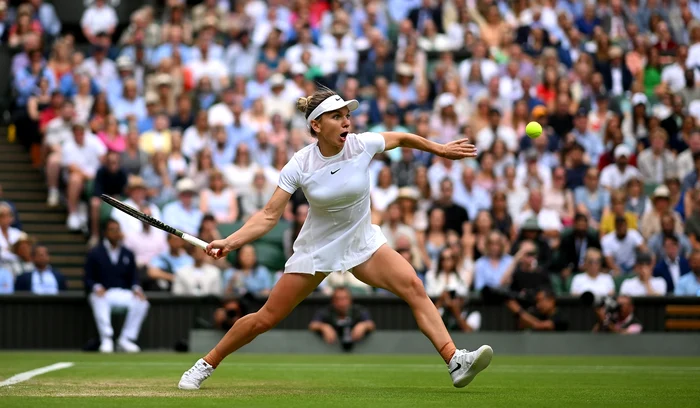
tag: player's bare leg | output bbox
[352,244,493,388]
[178,272,327,390]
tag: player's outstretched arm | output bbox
[205,187,292,259]
[380,132,478,160]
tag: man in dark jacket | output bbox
[654,235,692,294]
[84,219,149,353]
[15,245,66,294]
[553,213,602,276]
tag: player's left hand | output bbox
[441,138,478,160]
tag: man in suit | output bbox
[600,46,633,97]
[553,213,602,277]
[14,245,66,294]
[84,219,149,353]
[408,0,443,34]
[654,235,691,294]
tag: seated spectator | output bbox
[543,167,575,227]
[429,178,469,238]
[640,185,684,240]
[321,270,373,295]
[139,112,173,155]
[89,151,128,246]
[473,231,513,291]
[61,121,107,231]
[371,167,399,213]
[309,286,375,351]
[599,145,642,191]
[593,296,643,334]
[284,204,309,259]
[599,190,638,237]
[120,129,149,176]
[453,167,491,221]
[620,252,667,296]
[240,169,275,221]
[14,246,66,295]
[4,232,36,277]
[81,0,118,45]
[123,205,168,275]
[510,218,552,271]
[162,178,204,236]
[173,244,223,296]
[0,264,14,294]
[146,234,194,292]
[675,251,700,296]
[553,214,602,276]
[199,169,238,223]
[505,240,552,294]
[380,202,417,249]
[505,288,569,331]
[636,129,677,185]
[0,203,22,263]
[394,234,425,284]
[648,213,692,260]
[570,248,616,297]
[140,151,177,208]
[624,177,652,219]
[97,115,127,152]
[84,219,149,353]
[0,183,21,229]
[223,143,260,196]
[223,245,272,297]
[654,235,691,294]
[515,189,562,238]
[112,176,162,233]
[602,216,645,276]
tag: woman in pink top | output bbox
[97,115,126,152]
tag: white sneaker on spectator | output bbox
[178,359,215,390]
[118,338,141,353]
[47,189,59,207]
[462,311,482,331]
[448,346,493,388]
[66,213,81,231]
[99,338,114,353]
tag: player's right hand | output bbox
[205,239,231,260]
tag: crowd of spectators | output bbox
[2,0,700,328]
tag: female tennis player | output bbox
[178,87,493,390]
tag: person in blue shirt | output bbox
[146,234,194,292]
[675,251,700,296]
[0,265,14,294]
[223,244,272,297]
[14,246,66,294]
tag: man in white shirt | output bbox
[61,122,107,231]
[162,179,204,236]
[515,189,562,237]
[601,216,645,276]
[263,74,295,122]
[187,37,229,92]
[475,108,518,153]
[81,0,118,44]
[80,34,118,92]
[600,145,642,190]
[570,248,616,297]
[172,244,223,296]
[620,252,667,296]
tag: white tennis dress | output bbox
[277,132,388,274]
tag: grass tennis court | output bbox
[1,352,699,407]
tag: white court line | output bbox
[0,362,74,388]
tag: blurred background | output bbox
[0,0,700,352]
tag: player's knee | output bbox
[401,275,427,303]
[251,311,276,334]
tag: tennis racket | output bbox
[101,194,210,250]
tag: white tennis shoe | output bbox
[178,359,215,390]
[448,345,493,388]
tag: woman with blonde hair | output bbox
[200,169,238,223]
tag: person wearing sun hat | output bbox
[639,184,685,240]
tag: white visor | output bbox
[306,95,359,128]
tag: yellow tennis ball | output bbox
[526,122,543,138]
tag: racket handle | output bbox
[181,233,209,250]
[182,233,224,258]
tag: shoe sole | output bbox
[178,383,200,390]
[453,345,494,388]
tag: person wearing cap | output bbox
[61,120,108,231]
[389,63,418,109]
[601,215,645,276]
[599,144,642,191]
[263,73,294,122]
[639,184,685,240]
[113,174,164,237]
[162,178,204,237]
[179,85,490,391]
[637,129,677,185]
[619,251,667,296]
